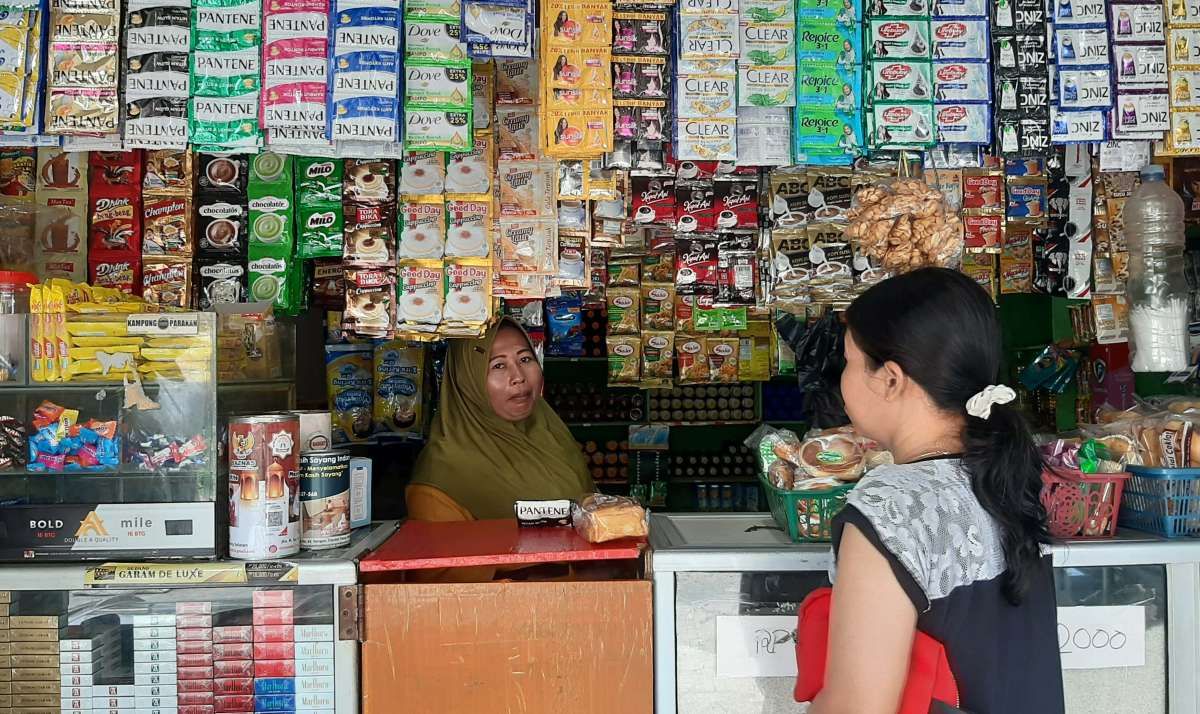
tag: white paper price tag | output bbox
[714,615,797,678]
[1057,606,1146,669]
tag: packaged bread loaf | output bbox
[572,494,649,543]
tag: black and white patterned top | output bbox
[831,458,1065,714]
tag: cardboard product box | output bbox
[177,691,213,706]
[175,654,212,669]
[132,662,176,676]
[59,675,90,688]
[175,602,212,615]
[0,591,12,604]
[10,694,52,707]
[251,642,292,661]
[212,693,253,713]
[10,669,58,681]
[176,629,211,642]
[253,659,294,679]
[16,644,55,656]
[11,682,52,694]
[294,641,333,660]
[9,617,64,631]
[132,627,175,641]
[212,661,251,679]
[250,608,292,627]
[211,644,252,662]
[176,666,213,681]
[10,630,56,643]
[95,685,134,698]
[178,705,215,714]
[295,658,332,678]
[131,616,175,628]
[251,590,292,609]
[176,679,212,694]
[362,581,653,714]
[176,640,212,655]
[211,678,251,696]
[60,662,92,676]
[293,625,333,642]
[174,616,211,630]
[211,627,251,645]
[10,655,54,668]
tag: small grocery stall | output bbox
[355,518,654,714]
[0,522,396,714]
[649,513,1200,714]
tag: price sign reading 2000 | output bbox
[1056,606,1146,670]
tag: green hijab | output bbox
[411,319,594,519]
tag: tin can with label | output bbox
[228,414,300,559]
[299,450,351,550]
[290,410,332,452]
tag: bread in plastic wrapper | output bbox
[572,493,648,543]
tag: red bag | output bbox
[794,587,961,713]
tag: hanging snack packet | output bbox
[641,331,674,388]
[403,107,473,151]
[399,151,447,195]
[296,156,343,204]
[473,59,494,128]
[495,58,537,103]
[497,105,538,160]
[499,160,555,217]
[404,60,472,108]
[296,204,344,259]
[404,18,469,64]
[443,257,493,328]
[398,198,448,259]
[641,284,675,330]
[606,286,641,335]
[397,259,444,331]
[607,334,641,384]
[373,340,426,438]
[445,198,492,257]
[676,334,708,384]
[707,336,740,383]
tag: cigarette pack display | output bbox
[177,680,213,694]
[175,640,213,655]
[93,696,134,708]
[212,661,252,679]
[252,679,293,696]
[294,676,333,694]
[137,673,177,687]
[179,705,215,714]
[133,627,176,640]
[11,629,59,642]
[294,642,333,660]
[253,660,295,678]
[59,640,98,651]
[293,626,333,642]
[250,626,292,644]
[133,662,177,675]
[132,616,177,628]
[14,693,54,707]
[133,639,176,652]
[11,616,63,630]
[177,691,213,706]
[0,592,10,603]
[251,591,293,609]
[14,681,55,694]
[61,675,91,688]
[135,696,177,709]
[62,686,88,699]
[213,694,253,713]
[59,651,95,663]
[174,616,212,630]
[133,709,183,714]
[96,686,135,698]
[250,609,292,627]
[135,685,177,697]
[296,690,334,709]
[212,628,252,645]
[212,679,252,696]
[176,654,213,669]
[177,667,213,681]
[11,668,58,680]
[11,655,55,668]
[134,651,174,663]
[251,643,293,661]
[212,644,253,662]
[253,694,294,712]
[20,644,58,657]
[287,657,331,681]
[177,629,212,642]
[175,603,212,616]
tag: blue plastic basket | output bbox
[1119,466,1200,537]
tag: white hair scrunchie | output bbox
[966,384,1016,420]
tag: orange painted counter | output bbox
[358,519,654,714]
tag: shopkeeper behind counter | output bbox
[407,317,594,522]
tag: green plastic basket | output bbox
[758,470,855,543]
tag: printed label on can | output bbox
[299,450,352,550]
[228,416,301,560]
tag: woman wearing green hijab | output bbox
[408,318,594,522]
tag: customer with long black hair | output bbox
[808,268,1064,714]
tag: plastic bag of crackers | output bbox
[844,177,963,273]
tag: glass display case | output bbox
[0,522,395,714]
[215,308,297,417]
[0,312,218,560]
[650,514,1200,714]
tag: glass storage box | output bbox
[650,514,1196,714]
[0,312,219,560]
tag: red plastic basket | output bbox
[1040,468,1129,539]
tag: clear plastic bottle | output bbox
[1125,164,1191,372]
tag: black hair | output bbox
[844,267,1049,606]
